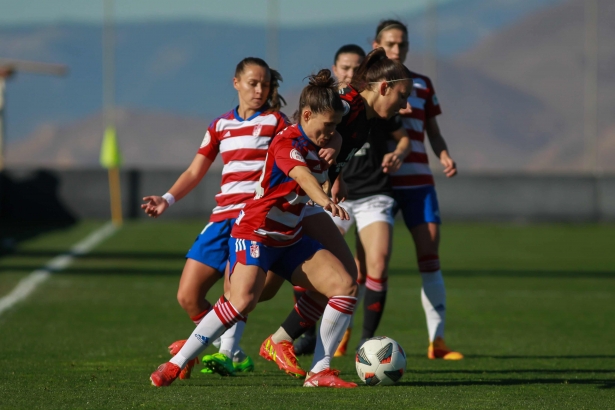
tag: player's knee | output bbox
[231,294,258,315]
[328,274,357,298]
[366,256,388,278]
[176,291,197,312]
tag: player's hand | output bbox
[399,101,412,116]
[440,153,457,178]
[318,147,336,169]
[141,195,169,218]
[331,176,347,204]
[382,152,403,174]
[324,202,349,220]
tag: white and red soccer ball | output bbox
[355,336,407,386]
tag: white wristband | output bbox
[162,193,175,206]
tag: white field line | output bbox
[0,222,118,317]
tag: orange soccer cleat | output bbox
[259,335,306,378]
[303,368,357,388]
[334,328,352,357]
[150,362,181,387]
[167,339,199,379]
[428,336,464,360]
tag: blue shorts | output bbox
[228,235,324,283]
[393,186,441,229]
[185,218,236,275]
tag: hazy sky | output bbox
[0,0,459,27]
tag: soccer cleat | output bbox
[293,333,317,356]
[334,328,352,357]
[259,335,307,378]
[150,362,181,387]
[199,354,214,374]
[202,352,235,376]
[303,368,357,388]
[428,336,464,360]
[233,355,255,372]
[167,339,198,379]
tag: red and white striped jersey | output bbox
[231,124,327,247]
[198,107,290,222]
[389,71,442,189]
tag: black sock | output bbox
[362,289,387,339]
[281,308,312,340]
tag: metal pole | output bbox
[424,0,438,82]
[267,0,279,69]
[0,77,5,171]
[584,0,598,174]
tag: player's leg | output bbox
[351,195,395,349]
[294,205,356,355]
[289,246,358,388]
[151,238,270,387]
[399,187,463,360]
[266,210,357,351]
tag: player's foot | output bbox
[303,368,357,388]
[200,354,214,374]
[202,352,236,376]
[167,339,198,379]
[294,333,317,356]
[150,362,181,387]
[260,335,307,378]
[355,338,367,353]
[428,336,464,360]
[334,328,352,357]
[233,355,255,372]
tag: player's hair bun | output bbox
[307,69,337,89]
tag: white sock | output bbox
[170,299,244,368]
[348,282,365,329]
[310,296,357,374]
[219,320,246,357]
[271,326,293,343]
[421,270,446,342]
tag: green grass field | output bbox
[1,220,614,409]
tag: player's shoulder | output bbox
[208,109,236,130]
[270,110,292,125]
[272,123,301,143]
[407,69,434,91]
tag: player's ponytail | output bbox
[293,69,344,123]
[234,57,286,112]
[351,47,412,92]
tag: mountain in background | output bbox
[5,0,615,172]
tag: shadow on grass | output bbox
[388,268,615,279]
[2,262,615,279]
[396,378,615,389]
[406,369,615,374]
[465,354,615,359]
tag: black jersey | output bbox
[328,86,375,184]
[343,115,403,200]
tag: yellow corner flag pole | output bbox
[101,0,122,227]
[100,126,123,226]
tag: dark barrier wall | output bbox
[1,169,614,222]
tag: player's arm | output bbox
[141,154,213,218]
[318,130,342,168]
[289,166,349,220]
[382,127,411,174]
[426,117,457,178]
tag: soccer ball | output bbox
[355,336,407,386]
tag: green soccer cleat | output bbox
[199,354,214,374]
[201,352,235,376]
[233,355,254,372]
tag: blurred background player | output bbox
[331,44,366,88]
[150,70,359,388]
[373,19,462,360]
[141,57,288,377]
[261,48,414,377]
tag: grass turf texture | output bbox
[0,220,614,409]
